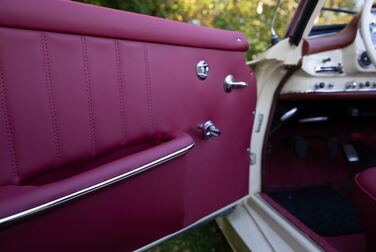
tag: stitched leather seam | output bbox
[0,45,19,183]
[114,40,127,145]
[81,36,97,155]
[41,32,62,164]
[144,44,153,133]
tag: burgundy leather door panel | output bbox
[0,0,256,251]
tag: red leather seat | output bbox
[355,167,376,251]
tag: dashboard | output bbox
[281,12,376,98]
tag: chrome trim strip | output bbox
[308,32,336,39]
[299,116,329,123]
[0,143,195,226]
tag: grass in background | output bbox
[147,221,232,252]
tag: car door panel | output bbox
[0,0,256,251]
[0,0,249,51]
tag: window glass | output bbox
[314,0,363,26]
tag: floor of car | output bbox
[261,191,366,252]
[262,135,368,251]
[268,186,362,236]
[325,233,366,252]
[261,100,376,251]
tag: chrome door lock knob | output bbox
[199,120,221,139]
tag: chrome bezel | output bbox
[196,60,209,80]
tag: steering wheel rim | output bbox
[360,0,376,67]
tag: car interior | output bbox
[260,2,376,251]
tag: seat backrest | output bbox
[355,168,376,252]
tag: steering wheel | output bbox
[361,0,376,67]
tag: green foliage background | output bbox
[75,0,358,59]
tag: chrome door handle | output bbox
[224,75,249,93]
[314,63,344,74]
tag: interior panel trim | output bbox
[279,92,376,101]
[0,0,248,51]
[303,15,360,55]
[0,141,195,227]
